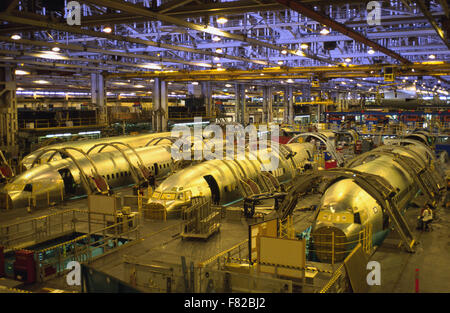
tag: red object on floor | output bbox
[415,269,419,293]
[0,246,4,277]
[325,160,337,169]
[13,249,36,284]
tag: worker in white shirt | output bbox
[421,203,434,232]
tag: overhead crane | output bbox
[106,62,450,81]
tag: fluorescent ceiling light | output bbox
[141,63,162,69]
[15,69,30,75]
[34,80,50,84]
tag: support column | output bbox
[201,81,212,118]
[0,67,18,159]
[262,86,274,123]
[288,86,294,125]
[152,78,168,132]
[283,86,294,124]
[235,83,246,124]
[91,73,107,125]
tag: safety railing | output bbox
[0,209,79,250]
[34,215,140,282]
[18,117,99,129]
[308,224,372,265]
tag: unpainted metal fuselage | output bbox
[147,142,315,217]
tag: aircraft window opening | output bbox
[177,193,184,200]
[152,191,161,199]
[120,172,123,177]
[161,192,176,200]
[107,175,110,180]
[24,183,32,192]
[112,174,115,179]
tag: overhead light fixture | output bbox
[15,69,30,75]
[300,43,309,50]
[260,73,264,76]
[341,81,346,85]
[295,50,306,56]
[217,17,228,24]
[34,51,68,60]
[52,46,61,52]
[102,26,112,33]
[213,56,220,61]
[320,27,330,35]
[11,34,21,40]
[281,49,288,55]
[168,82,172,85]
[212,36,221,42]
[34,80,50,84]
[368,48,375,54]
[142,63,162,69]
[428,54,436,59]
[215,48,223,54]
[277,60,283,65]
[286,79,294,83]
[345,57,352,63]
[192,82,199,85]
[225,84,232,87]
[134,84,145,88]
[217,63,222,67]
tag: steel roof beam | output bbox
[0,12,275,67]
[275,0,412,64]
[415,0,450,49]
[80,0,335,64]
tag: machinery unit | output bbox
[13,250,36,284]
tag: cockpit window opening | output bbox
[161,192,176,200]
[152,191,161,199]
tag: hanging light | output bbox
[277,60,283,65]
[368,48,375,55]
[102,26,112,33]
[281,49,288,55]
[428,54,436,59]
[300,43,309,50]
[213,56,220,61]
[15,69,30,75]
[345,57,352,63]
[212,36,221,42]
[217,17,228,24]
[52,46,61,52]
[320,27,330,35]
[215,48,223,54]
[11,34,21,40]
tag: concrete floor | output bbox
[1,184,448,293]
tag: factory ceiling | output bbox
[0,0,449,95]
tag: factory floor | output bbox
[368,198,450,293]
[1,186,448,293]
